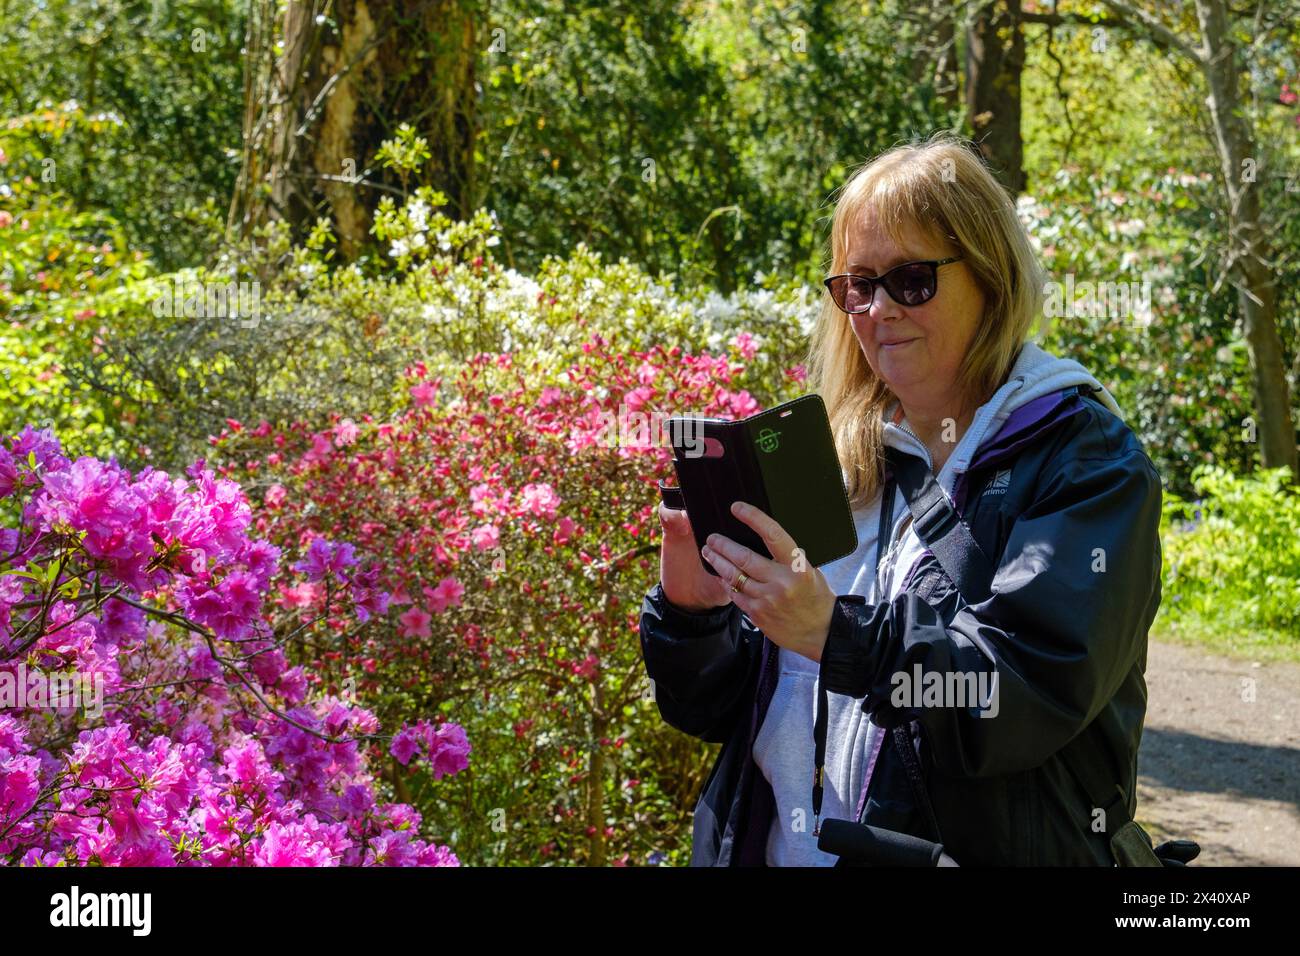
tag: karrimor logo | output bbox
[982,468,1011,498]
[49,886,151,936]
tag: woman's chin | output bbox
[877,361,927,394]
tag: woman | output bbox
[639,132,1164,866]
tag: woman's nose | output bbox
[866,280,901,321]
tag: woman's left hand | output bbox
[700,500,839,663]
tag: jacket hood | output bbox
[881,340,1121,490]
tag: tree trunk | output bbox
[229,0,480,259]
[586,680,607,867]
[907,0,960,113]
[965,0,1026,195]
[932,3,961,114]
[1194,0,1298,476]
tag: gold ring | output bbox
[731,571,749,594]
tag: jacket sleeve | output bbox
[818,430,1163,778]
[639,581,764,745]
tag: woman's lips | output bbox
[879,338,918,351]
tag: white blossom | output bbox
[407,197,430,232]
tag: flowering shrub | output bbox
[213,334,802,864]
[0,425,467,866]
[62,168,817,473]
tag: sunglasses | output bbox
[824,256,964,313]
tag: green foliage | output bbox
[1022,22,1208,183]
[1028,163,1273,499]
[374,123,436,194]
[0,0,246,270]
[1159,465,1300,648]
[478,0,953,290]
[0,105,152,458]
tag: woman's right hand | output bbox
[659,502,734,612]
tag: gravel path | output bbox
[1136,639,1300,866]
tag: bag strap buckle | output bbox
[914,490,958,542]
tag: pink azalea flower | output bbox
[0,447,16,499]
[352,585,390,624]
[553,515,576,545]
[398,606,431,639]
[417,843,460,866]
[390,727,420,766]
[264,483,287,508]
[728,390,760,418]
[423,721,471,780]
[293,537,358,582]
[334,419,359,446]
[11,425,69,474]
[423,577,464,614]
[471,524,499,551]
[278,581,320,609]
[730,331,758,360]
[300,432,334,465]
[623,385,654,411]
[518,482,560,519]
[469,482,505,516]
[410,381,437,406]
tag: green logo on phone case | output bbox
[756,427,781,453]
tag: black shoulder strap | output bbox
[884,448,996,605]
[883,445,1161,865]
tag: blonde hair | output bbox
[807,131,1046,508]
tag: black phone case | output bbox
[660,394,858,576]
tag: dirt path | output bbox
[1136,639,1300,866]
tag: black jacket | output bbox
[639,385,1163,865]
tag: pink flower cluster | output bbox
[389,719,471,779]
[0,426,465,866]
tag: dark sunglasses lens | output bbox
[830,276,873,313]
[884,263,937,306]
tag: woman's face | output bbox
[843,214,985,415]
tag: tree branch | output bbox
[1097,0,1204,61]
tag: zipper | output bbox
[874,509,913,601]
[891,417,933,470]
[880,415,931,600]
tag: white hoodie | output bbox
[751,341,1122,866]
